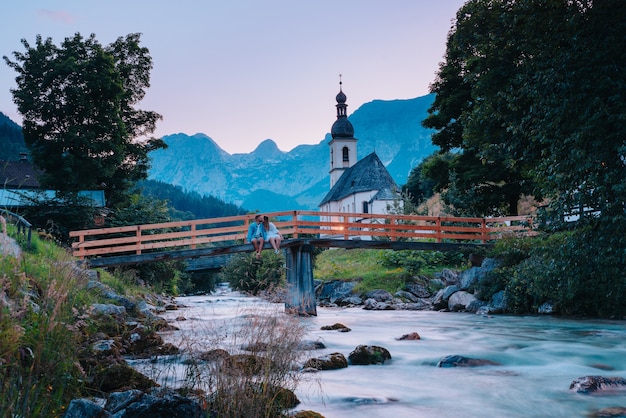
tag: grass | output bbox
[313,247,468,294]
[0,225,95,417]
[0,224,155,416]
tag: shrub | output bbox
[484,217,626,318]
[220,252,285,295]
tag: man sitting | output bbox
[246,214,267,259]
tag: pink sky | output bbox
[1,0,466,154]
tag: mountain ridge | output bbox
[147,94,437,211]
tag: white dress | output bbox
[266,222,281,239]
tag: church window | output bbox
[362,201,368,213]
[342,146,349,162]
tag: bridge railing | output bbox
[70,211,535,259]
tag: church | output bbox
[318,82,401,227]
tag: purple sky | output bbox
[1,1,466,154]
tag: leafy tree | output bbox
[508,0,626,220]
[432,0,626,318]
[422,0,540,216]
[423,0,626,219]
[3,33,165,207]
[404,152,453,206]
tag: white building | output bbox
[318,83,401,237]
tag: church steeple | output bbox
[330,76,354,139]
[329,75,357,188]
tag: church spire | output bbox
[328,75,357,188]
[331,75,354,139]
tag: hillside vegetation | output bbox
[0,111,26,161]
[0,225,148,415]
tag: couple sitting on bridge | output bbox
[246,214,283,259]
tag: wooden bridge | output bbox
[70,211,535,315]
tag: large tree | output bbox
[423,0,542,216]
[4,33,165,206]
[509,0,626,220]
[424,0,626,220]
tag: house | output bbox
[318,82,401,238]
[0,156,105,209]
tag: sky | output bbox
[1,1,466,155]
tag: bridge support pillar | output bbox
[284,242,317,316]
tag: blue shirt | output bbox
[247,221,267,242]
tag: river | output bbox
[133,287,626,418]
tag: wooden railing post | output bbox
[390,217,397,242]
[191,224,197,249]
[77,233,85,259]
[481,218,487,243]
[136,226,142,255]
[295,210,301,239]
[343,214,349,240]
[435,217,442,243]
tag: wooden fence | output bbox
[69,211,535,260]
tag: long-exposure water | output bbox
[135,287,626,418]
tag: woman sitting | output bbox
[263,216,283,254]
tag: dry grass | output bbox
[137,304,316,418]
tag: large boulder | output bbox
[394,290,420,302]
[403,282,431,298]
[363,289,394,302]
[432,285,460,310]
[93,363,158,393]
[316,280,357,305]
[475,290,507,315]
[569,375,626,394]
[434,268,459,285]
[590,406,626,417]
[87,281,136,313]
[448,291,477,312]
[321,323,351,332]
[64,399,108,418]
[303,352,348,370]
[113,390,204,417]
[348,345,392,365]
[362,298,395,310]
[458,267,482,291]
[437,355,500,368]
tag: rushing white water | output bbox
[146,287,626,418]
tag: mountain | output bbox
[147,94,437,211]
[0,112,27,161]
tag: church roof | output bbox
[319,152,399,206]
[330,117,354,138]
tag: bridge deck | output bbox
[82,238,492,269]
[70,210,535,267]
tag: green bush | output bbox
[484,218,626,318]
[220,252,285,295]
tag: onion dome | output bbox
[331,81,354,138]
